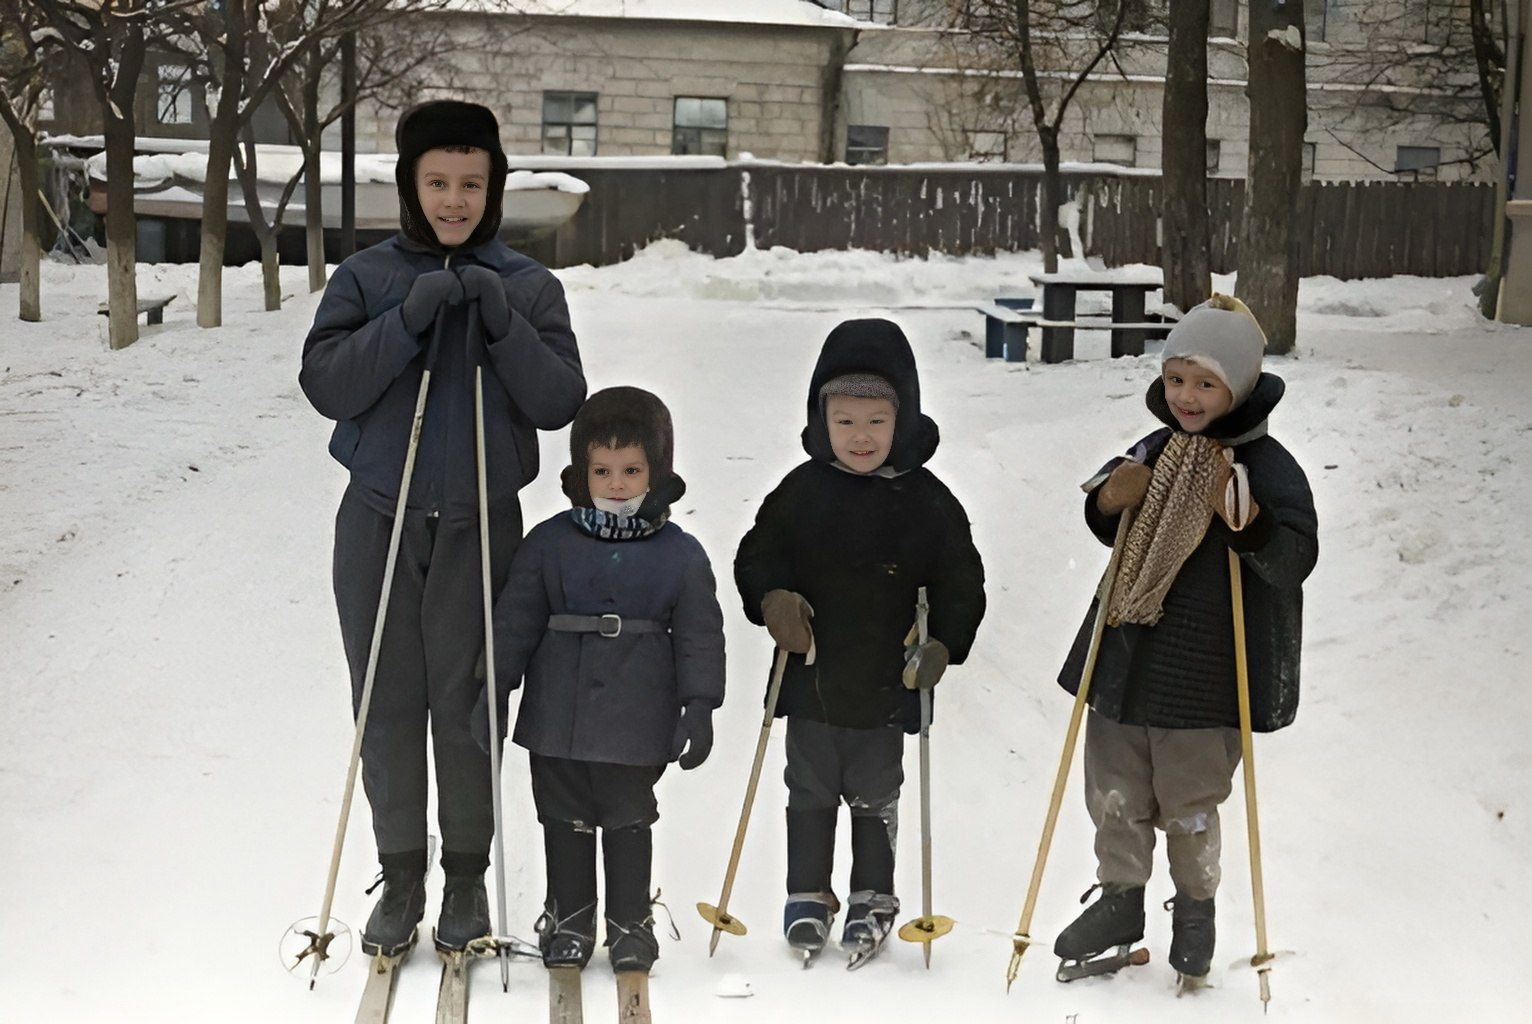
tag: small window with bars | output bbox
[157,65,193,126]
[846,125,889,165]
[847,0,897,25]
[1209,0,1238,38]
[1396,145,1441,180]
[968,130,1007,163]
[542,92,598,157]
[672,97,728,156]
[1092,134,1137,167]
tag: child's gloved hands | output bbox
[1207,447,1259,531]
[1096,460,1152,515]
[458,265,512,340]
[901,638,949,691]
[399,269,464,335]
[670,701,714,770]
[761,589,814,654]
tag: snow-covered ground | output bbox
[2,244,1528,1022]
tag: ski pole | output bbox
[697,647,792,955]
[475,365,513,993]
[897,587,953,965]
[1006,510,1135,992]
[1229,549,1274,1012]
[306,315,445,990]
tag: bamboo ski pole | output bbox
[1006,510,1135,991]
[698,647,792,955]
[305,322,442,990]
[1229,549,1274,1011]
[474,366,512,993]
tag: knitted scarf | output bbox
[569,507,667,542]
[1106,432,1227,627]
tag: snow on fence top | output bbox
[443,0,863,29]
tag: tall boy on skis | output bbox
[1052,295,1317,990]
[299,100,585,959]
[734,318,986,966]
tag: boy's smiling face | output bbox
[826,395,897,473]
[415,147,490,248]
[1162,357,1234,433]
[587,443,651,502]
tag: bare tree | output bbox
[1239,0,1307,355]
[31,0,190,350]
[0,0,58,321]
[942,0,1141,271]
[231,120,303,311]
[1160,0,1211,313]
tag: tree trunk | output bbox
[260,232,281,310]
[1161,0,1212,313]
[197,122,238,329]
[304,62,327,292]
[14,132,42,321]
[102,104,140,350]
[1040,128,1062,273]
[1238,0,1307,355]
[1483,7,1522,318]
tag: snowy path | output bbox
[2,252,1528,1022]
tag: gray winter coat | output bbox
[486,512,726,766]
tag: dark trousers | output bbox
[531,754,664,928]
[333,484,521,858]
[783,718,904,898]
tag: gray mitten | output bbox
[399,269,464,335]
[458,265,511,339]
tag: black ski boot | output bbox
[537,899,598,968]
[1053,884,1148,982]
[435,853,492,952]
[1166,894,1216,989]
[607,915,661,973]
[361,849,429,957]
[841,890,899,968]
[783,892,840,957]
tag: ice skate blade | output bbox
[1176,972,1211,996]
[697,902,747,936]
[1055,945,1151,982]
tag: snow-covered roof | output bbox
[456,0,862,29]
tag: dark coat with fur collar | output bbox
[1057,374,1318,732]
[736,319,986,732]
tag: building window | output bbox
[846,125,889,165]
[1302,142,1317,182]
[847,0,897,24]
[542,92,598,157]
[1396,145,1441,180]
[1092,134,1136,167]
[1206,139,1221,175]
[968,130,1007,163]
[1209,0,1237,38]
[673,97,728,156]
[157,65,193,126]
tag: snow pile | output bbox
[1,250,1528,1022]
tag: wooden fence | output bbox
[539,164,1494,280]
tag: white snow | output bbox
[2,244,1529,1022]
[448,0,863,29]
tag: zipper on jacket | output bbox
[424,251,452,519]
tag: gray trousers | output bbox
[333,485,521,857]
[1083,710,1242,901]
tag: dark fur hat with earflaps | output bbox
[560,387,686,521]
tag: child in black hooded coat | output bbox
[734,318,986,958]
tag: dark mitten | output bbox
[761,589,814,654]
[399,269,464,335]
[459,265,511,339]
[670,701,714,770]
[1096,460,1152,516]
[901,639,949,691]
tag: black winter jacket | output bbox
[1057,374,1318,732]
[735,319,986,733]
[299,235,585,522]
[485,512,726,767]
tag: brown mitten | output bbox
[1096,460,1152,515]
[1207,447,1260,531]
[761,589,814,654]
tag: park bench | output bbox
[96,295,175,326]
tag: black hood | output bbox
[1147,371,1286,441]
[801,318,939,471]
[394,100,509,254]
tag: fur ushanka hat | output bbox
[394,99,509,252]
[560,387,685,520]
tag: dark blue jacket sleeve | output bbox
[672,544,727,710]
[485,273,586,430]
[298,263,421,421]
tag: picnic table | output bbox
[1028,267,1166,363]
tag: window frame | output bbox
[672,96,729,157]
[541,90,599,157]
[846,124,890,166]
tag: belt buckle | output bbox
[598,613,623,638]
